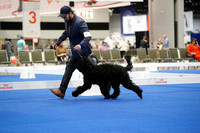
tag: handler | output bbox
[50,6,92,99]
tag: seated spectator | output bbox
[113,44,118,50]
[89,42,93,49]
[187,38,200,61]
[100,41,108,50]
[1,44,3,50]
[50,41,54,49]
[56,42,70,62]
[94,43,99,49]
[88,53,98,65]
[157,39,163,50]
[157,39,163,55]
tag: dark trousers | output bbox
[120,51,126,58]
[7,53,11,62]
[59,57,76,94]
[145,48,148,55]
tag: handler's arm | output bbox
[79,21,92,48]
[56,30,68,46]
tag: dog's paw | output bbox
[72,91,79,97]
[104,95,110,99]
[137,92,143,99]
[136,88,143,99]
[110,95,118,99]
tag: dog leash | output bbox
[74,47,83,58]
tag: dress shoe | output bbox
[50,88,65,99]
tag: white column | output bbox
[148,0,175,48]
[174,0,184,48]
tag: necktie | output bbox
[68,24,71,34]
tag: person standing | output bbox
[140,36,148,48]
[163,35,169,48]
[2,38,12,62]
[140,36,149,56]
[50,6,92,98]
[17,36,26,51]
[118,39,129,58]
[16,36,27,66]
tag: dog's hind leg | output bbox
[72,81,92,97]
[110,81,120,99]
[99,83,111,99]
[107,82,111,94]
[121,79,143,99]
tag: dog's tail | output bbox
[124,55,133,71]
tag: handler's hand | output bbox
[74,45,81,50]
[90,53,94,56]
[53,44,57,50]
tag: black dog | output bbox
[72,56,143,99]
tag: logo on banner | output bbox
[156,79,167,84]
[0,84,13,89]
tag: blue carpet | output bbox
[0,84,200,133]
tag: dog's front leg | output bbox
[72,81,92,97]
[99,83,111,99]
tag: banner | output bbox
[0,0,130,19]
[23,0,40,38]
[184,11,193,32]
[122,15,147,34]
[120,7,135,36]
[0,0,21,19]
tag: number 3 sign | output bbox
[23,0,40,38]
[29,11,37,24]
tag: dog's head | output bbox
[74,57,93,72]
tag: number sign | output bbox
[23,0,40,38]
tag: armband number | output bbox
[83,32,91,37]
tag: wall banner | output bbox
[120,7,135,36]
[23,0,40,38]
[184,11,193,32]
[123,15,147,34]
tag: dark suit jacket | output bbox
[56,15,92,58]
[140,39,149,48]
[3,41,12,54]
